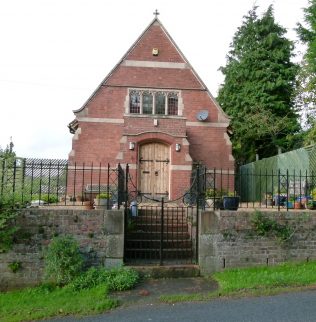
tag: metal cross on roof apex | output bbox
[153,9,160,18]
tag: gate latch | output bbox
[155,170,159,176]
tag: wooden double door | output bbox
[139,143,170,198]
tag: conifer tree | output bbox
[217,6,299,164]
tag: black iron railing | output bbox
[200,166,316,211]
[0,158,125,209]
[1,158,316,211]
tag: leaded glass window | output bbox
[129,91,140,114]
[168,93,178,115]
[129,89,179,116]
[155,92,165,114]
[142,92,153,114]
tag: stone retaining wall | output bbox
[199,210,316,275]
[0,209,124,291]
[4,208,316,289]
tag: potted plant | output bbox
[307,188,316,209]
[311,188,316,200]
[205,188,221,209]
[307,200,316,210]
[223,192,240,211]
[76,194,93,209]
[273,193,287,207]
[287,197,294,209]
[263,192,273,206]
[94,192,113,209]
[294,197,303,209]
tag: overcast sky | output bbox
[0,0,309,159]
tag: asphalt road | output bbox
[49,290,316,322]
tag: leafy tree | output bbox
[296,0,316,144]
[217,6,299,164]
[297,0,316,74]
[0,140,19,253]
[0,139,15,162]
[0,139,19,201]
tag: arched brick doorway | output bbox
[139,142,170,198]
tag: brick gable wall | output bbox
[106,66,203,89]
[126,24,185,63]
[68,19,234,199]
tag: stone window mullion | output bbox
[140,91,143,114]
[164,93,168,115]
[152,92,156,115]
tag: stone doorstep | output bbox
[127,264,200,278]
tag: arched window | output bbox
[129,91,140,114]
[142,92,153,114]
[168,93,178,115]
[155,92,165,114]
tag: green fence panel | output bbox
[239,146,313,203]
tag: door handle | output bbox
[155,170,159,176]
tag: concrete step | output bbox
[133,216,189,223]
[126,231,191,240]
[124,248,192,260]
[138,209,190,215]
[137,211,190,217]
[133,223,189,233]
[126,264,200,278]
[126,239,192,249]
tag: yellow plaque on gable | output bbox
[152,48,159,56]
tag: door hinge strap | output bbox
[155,158,169,164]
[139,157,153,163]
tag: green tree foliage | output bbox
[217,6,299,164]
[0,141,19,253]
[297,0,316,74]
[296,0,316,144]
[295,60,316,145]
[0,139,16,163]
[45,236,83,286]
[0,198,18,253]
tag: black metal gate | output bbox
[123,165,200,265]
[124,200,197,264]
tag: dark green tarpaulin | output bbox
[239,145,316,202]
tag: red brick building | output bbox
[68,17,234,200]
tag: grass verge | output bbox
[0,284,117,322]
[0,267,139,322]
[160,260,316,303]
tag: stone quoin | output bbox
[68,15,234,199]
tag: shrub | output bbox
[252,211,293,242]
[69,267,139,292]
[8,261,21,273]
[205,189,219,199]
[44,235,83,286]
[41,194,59,204]
[0,198,19,252]
[107,267,139,291]
[32,194,59,204]
[96,193,111,199]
